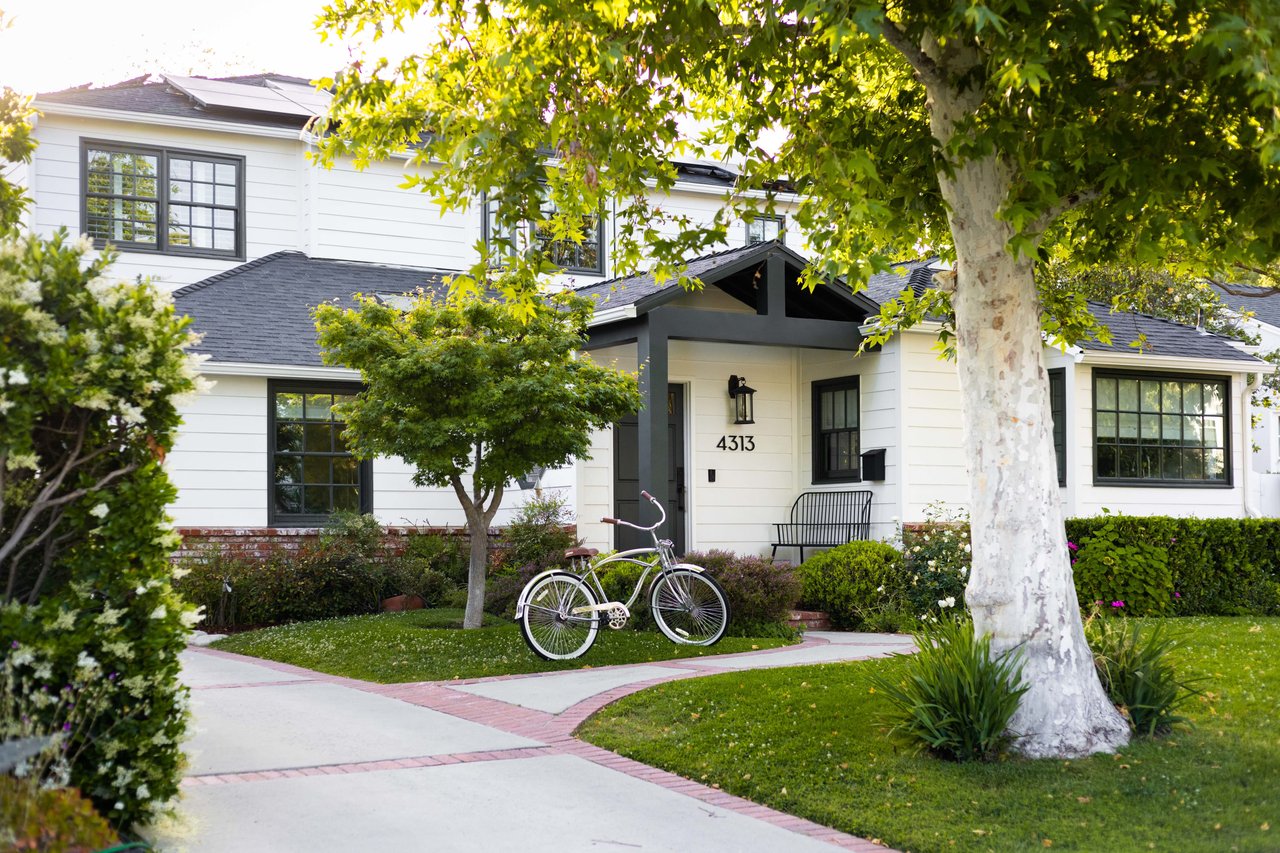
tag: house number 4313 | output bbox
[716,435,755,452]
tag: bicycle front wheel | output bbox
[520,572,600,660]
[650,568,728,646]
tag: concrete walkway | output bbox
[147,632,913,853]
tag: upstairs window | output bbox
[813,376,860,482]
[1093,372,1230,485]
[82,140,244,259]
[746,213,784,245]
[269,382,372,525]
[483,194,605,275]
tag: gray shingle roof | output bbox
[37,74,315,129]
[1211,283,1280,330]
[1079,303,1258,362]
[173,252,453,367]
[574,242,771,309]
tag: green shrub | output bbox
[900,502,970,619]
[400,532,468,588]
[0,232,201,827]
[482,573,527,618]
[870,617,1029,762]
[1086,616,1203,736]
[1072,514,1174,617]
[502,492,578,573]
[682,550,801,636]
[0,777,118,853]
[1065,515,1280,616]
[798,541,904,630]
[591,555,653,628]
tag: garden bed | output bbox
[210,608,797,683]
[578,617,1279,853]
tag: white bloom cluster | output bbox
[937,596,957,609]
[90,503,109,519]
[0,366,28,386]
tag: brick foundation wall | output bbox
[173,526,479,561]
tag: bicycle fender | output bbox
[514,569,577,619]
[646,563,707,597]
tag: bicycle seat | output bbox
[564,547,599,559]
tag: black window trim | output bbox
[80,137,247,262]
[480,191,606,276]
[745,212,786,246]
[1090,368,1233,489]
[1048,367,1067,487]
[812,375,862,484]
[267,379,373,527]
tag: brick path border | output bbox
[185,635,911,852]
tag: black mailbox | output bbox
[860,448,886,482]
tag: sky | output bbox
[0,0,424,94]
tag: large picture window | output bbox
[82,140,244,259]
[813,376,860,482]
[1093,372,1229,485]
[269,382,372,525]
[483,194,605,275]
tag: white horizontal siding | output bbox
[30,114,302,290]
[900,331,971,518]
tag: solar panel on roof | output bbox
[265,80,332,115]
[163,75,315,118]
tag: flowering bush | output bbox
[681,550,801,636]
[0,231,203,826]
[899,502,971,621]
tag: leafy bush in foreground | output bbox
[798,541,904,630]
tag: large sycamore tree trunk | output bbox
[923,43,1131,758]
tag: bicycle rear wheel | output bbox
[650,568,728,646]
[520,572,600,660]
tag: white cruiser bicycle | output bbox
[514,490,729,660]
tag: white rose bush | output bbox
[0,230,204,827]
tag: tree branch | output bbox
[874,15,945,89]
[1031,188,1101,238]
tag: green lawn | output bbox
[210,608,794,682]
[579,617,1278,853]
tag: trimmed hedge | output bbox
[1065,516,1280,616]
[797,541,904,630]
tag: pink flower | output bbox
[1111,600,1125,608]
[1174,592,1182,599]
[1067,541,1079,551]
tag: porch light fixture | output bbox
[728,375,756,425]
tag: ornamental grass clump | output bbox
[1086,616,1203,737]
[870,617,1028,762]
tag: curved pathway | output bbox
[149,632,913,852]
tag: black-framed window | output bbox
[82,139,245,259]
[483,194,605,275]
[1093,371,1230,486]
[269,381,372,525]
[1048,368,1066,486]
[746,213,784,245]
[813,376,860,482]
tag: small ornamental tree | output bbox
[316,0,1280,758]
[314,290,641,629]
[0,231,207,827]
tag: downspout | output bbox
[1243,372,1263,518]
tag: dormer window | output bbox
[483,194,605,276]
[82,140,245,260]
[746,213,784,245]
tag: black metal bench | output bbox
[771,490,873,562]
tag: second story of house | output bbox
[18,73,800,291]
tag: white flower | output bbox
[17,280,40,304]
[962,544,971,553]
[937,596,956,609]
[89,503,109,519]
[149,605,167,620]
[74,234,95,254]
[96,607,124,626]
[6,367,27,385]
[180,607,205,628]
[52,610,77,630]
[118,403,146,425]
[76,651,100,671]
[136,783,150,800]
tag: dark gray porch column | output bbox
[758,251,786,315]
[636,317,670,522]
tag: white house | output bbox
[16,73,1273,559]
[1212,283,1280,515]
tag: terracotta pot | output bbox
[381,594,426,612]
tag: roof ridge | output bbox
[578,240,773,292]
[172,251,304,299]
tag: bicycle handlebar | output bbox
[604,489,667,533]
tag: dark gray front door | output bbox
[614,385,686,554]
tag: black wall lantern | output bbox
[728,375,756,425]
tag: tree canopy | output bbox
[314,289,640,627]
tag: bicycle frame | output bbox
[514,490,703,622]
